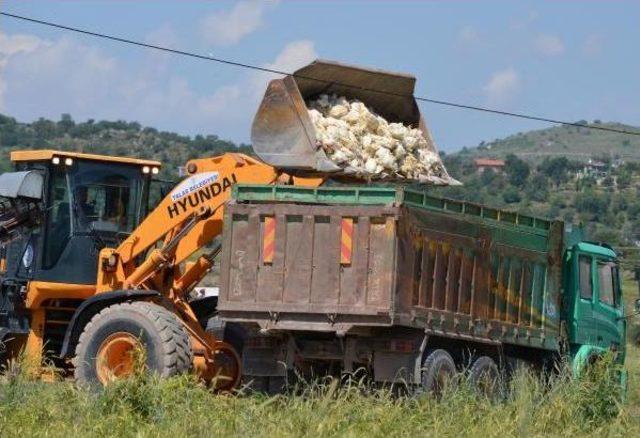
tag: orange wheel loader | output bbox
[0,60,453,388]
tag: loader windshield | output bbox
[70,161,145,235]
[43,160,147,269]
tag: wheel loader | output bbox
[0,60,454,388]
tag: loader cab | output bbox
[564,241,625,361]
[6,150,160,285]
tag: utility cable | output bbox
[2,11,640,137]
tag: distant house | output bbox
[474,158,505,174]
[584,159,608,178]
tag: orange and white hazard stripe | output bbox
[263,216,275,263]
[341,218,353,265]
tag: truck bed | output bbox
[218,185,564,351]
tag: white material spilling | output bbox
[308,94,447,181]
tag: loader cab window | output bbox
[43,166,71,269]
[73,179,133,233]
[70,161,145,238]
[42,159,147,269]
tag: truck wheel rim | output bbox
[96,332,143,385]
[436,368,449,391]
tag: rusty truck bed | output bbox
[218,185,564,351]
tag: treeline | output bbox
[435,153,640,253]
[0,113,251,177]
[3,112,640,260]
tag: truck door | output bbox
[593,260,624,350]
[573,254,597,344]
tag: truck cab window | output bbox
[598,262,616,307]
[578,255,592,300]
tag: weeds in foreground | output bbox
[0,354,632,437]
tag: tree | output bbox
[538,157,570,187]
[502,187,521,204]
[574,189,610,220]
[58,113,75,133]
[480,168,497,186]
[616,171,631,189]
[505,153,530,187]
[525,173,549,202]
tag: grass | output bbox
[0,344,637,437]
[0,355,636,437]
[1,280,639,437]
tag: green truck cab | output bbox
[564,241,626,375]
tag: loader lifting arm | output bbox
[100,153,321,291]
[95,152,322,388]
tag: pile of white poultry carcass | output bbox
[307,94,449,182]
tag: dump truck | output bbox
[0,60,455,388]
[216,184,629,393]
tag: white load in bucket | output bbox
[251,59,458,184]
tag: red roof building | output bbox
[474,158,505,174]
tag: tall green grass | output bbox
[0,350,636,437]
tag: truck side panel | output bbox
[219,187,563,351]
[395,207,563,350]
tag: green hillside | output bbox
[457,121,640,163]
[0,113,251,179]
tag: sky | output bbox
[0,1,639,152]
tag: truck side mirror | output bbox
[635,298,640,313]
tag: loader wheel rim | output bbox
[96,332,143,385]
[211,342,241,392]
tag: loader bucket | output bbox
[251,59,456,184]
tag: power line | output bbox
[2,11,640,137]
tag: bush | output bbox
[502,187,521,204]
[575,190,610,219]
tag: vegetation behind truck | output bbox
[218,185,627,392]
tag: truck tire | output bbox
[205,316,245,355]
[469,356,502,400]
[73,301,193,387]
[421,349,457,397]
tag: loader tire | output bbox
[73,301,192,387]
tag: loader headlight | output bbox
[151,167,159,175]
[142,166,151,174]
[51,157,61,165]
[22,243,34,269]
